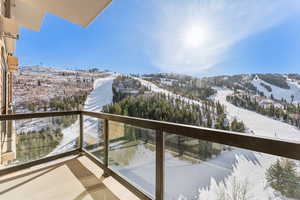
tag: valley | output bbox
[13,67,300,200]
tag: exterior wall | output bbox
[0,0,17,165]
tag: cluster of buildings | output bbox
[252,95,283,108]
[113,76,145,95]
[235,91,284,109]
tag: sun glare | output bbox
[183,25,208,48]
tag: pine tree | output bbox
[114,103,122,115]
[266,159,300,198]
[282,160,299,197]
[266,160,286,192]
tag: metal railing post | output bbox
[156,128,165,200]
[104,119,109,168]
[79,113,83,151]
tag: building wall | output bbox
[0,0,17,165]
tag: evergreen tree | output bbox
[266,159,300,198]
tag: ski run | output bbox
[50,77,300,199]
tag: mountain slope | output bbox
[252,75,300,103]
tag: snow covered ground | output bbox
[108,84,300,200]
[50,76,115,155]
[109,133,263,199]
[105,80,269,198]
[135,78,202,106]
[197,88,300,200]
[16,118,52,133]
[252,76,300,104]
[49,78,300,199]
[215,89,300,141]
[198,154,279,200]
[83,76,115,141]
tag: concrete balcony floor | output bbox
[0,155,140,200]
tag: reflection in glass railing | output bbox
[83,116,105,162]
[164,132,300,200]
[108,121,156,197]
[0,115,79,168]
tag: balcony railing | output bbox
[0,111,300,200]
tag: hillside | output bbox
[141,73,300,103]
[105,75,245,132]
[13,66,113,112]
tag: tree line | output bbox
[103,92,246,161]
[27,93,88,112]
[17,128,63,162]
[227,94,300,129]
[104,92,245,132]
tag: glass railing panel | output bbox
[164,132,300,200]
[82,116,105,163]
[108,121,156,197]
[0,115,79,169]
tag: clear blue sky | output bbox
[15,0,300,77]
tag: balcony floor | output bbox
[0,155,140,200]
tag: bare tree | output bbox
[216,177,251,200]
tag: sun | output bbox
[183,25,208,48]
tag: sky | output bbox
[15,0,300,77]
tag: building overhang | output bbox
[11,0,112,31]
[1,0,112,57]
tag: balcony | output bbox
[0,111,300,200]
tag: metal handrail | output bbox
[0,111,81,120]
[1,110,299,160]
[82,111,300,161]
[82,110,300,200]
[0,110,300,200]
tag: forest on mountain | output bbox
[17,128,63,162]
[104,92,245,132]
[27,94,88,112]
[112,75,149,102]
[257,74,290,89]
[142,73,217,100]
[227,94,300,129]
[103,88,246,160]
[142,73,300,97]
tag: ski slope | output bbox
[103,80,278,199]
[50,78,300,199]
[215,89,300,141]
[252,76,300,104]
[50,76,115,155]
[83,76,115,142]
[135,77,202,106]
[197,88,300,200]
[108,85,300,199]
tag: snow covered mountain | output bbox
[252,75,300,103]
[13,68,300,200]
[144,73,300,103]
